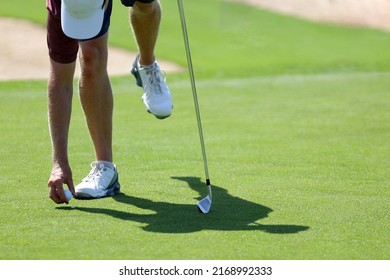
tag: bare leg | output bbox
[130,0,162,66]
[79,33,113,162]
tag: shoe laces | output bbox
[143,64,167,95]
[84,161,106,182]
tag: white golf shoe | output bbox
[131,56,173,119]
[75,161,120,199]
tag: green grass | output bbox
[0,0,390,260]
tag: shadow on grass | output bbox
[59,176,309,234]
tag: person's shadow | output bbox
[64,176,309,234]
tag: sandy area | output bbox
[1,0,389,81]
[231,0,390,31]
[0,18,182,81]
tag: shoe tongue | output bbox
[140,62,157,70]
[96,161,114,170]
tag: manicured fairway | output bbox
[1,71,389,259]
[0,0,389,260]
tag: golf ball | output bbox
[64,189,73,201]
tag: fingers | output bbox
[48,176,72,204]
[66,176,76,197]
[48,181,67,204]
[49,187,62,204]
[48,163,74,204]
[58,187,69,204]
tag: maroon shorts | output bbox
[46,0,112,64]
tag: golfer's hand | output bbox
[48,162,75,204]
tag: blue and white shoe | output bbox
[75,161,120,199]
[131,56,173,119]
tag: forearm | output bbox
[47,78,73,164]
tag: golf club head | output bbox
[197,184,212,214]
[197,195,212,214]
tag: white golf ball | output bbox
[64,189,73,201]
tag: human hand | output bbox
[48,162,75,204]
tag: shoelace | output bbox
[144,65,167,95]
[84,161,105,182]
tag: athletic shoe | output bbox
[75,161,120,199]
[131,56,173,119]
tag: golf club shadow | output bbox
[62,176,309,234]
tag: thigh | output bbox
[79,32,109,57]
[46,0,113,63]
[79,33,109,73]
[46,7,78,64]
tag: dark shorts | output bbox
[46,0,113,64]
[121,0,155,7]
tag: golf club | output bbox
[177,0,212,214]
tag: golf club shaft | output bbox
[177,0,210,187]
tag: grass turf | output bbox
[1,72,389,259]
[0,0,390,259]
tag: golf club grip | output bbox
[177,0,210,182]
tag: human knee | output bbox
[79,45,107,77]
